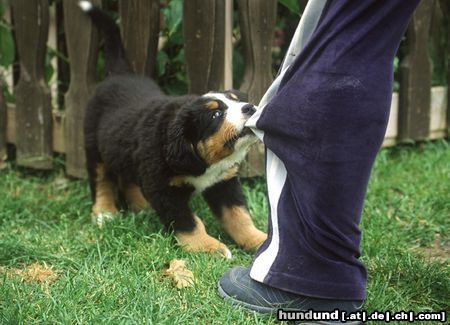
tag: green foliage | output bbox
[0,0,14,102]
[278,0,300,15]
[0,0,14,67]
[429,1,448,86]
[164,0,182,38]
[156,0,187,95]
[0,23,14,67]
[393,56,400,91]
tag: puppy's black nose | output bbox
[241,104,256,116]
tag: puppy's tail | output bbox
[78,1,131,76]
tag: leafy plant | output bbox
[278,0,300,15]
[0,0,15,102]
[0,0,14,67]
[156,0,187,95]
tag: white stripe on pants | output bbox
[246,0,328,283]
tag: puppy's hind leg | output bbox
[91,163,118,226]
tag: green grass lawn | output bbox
[0,140,449,324]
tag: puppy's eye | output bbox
[212,111,223,119]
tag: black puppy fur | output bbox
[81,2,266,257]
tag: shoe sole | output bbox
[218,281,361,325]
[218,280,275,314]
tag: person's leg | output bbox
[219,0,421,318]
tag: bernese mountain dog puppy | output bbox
[80,1,267,258]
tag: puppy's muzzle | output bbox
[241,104,256,116]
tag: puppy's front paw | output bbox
[221,206,267,250]
[92,212,116,228]
[176,233,232,259]
[175,216,232,259]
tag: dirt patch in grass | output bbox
[1,262,59,284]
[412,235,450,263]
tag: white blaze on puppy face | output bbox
[203,93,249,132]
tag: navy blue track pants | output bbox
[247,0,421,300]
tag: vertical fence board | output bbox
[1,6,12,166]
[183,0,232,93]
[448,54,450,137]
[238,0,277,177]
[13,0,53,170]
[63,0,100,178]
[441,0,450,135]
[223,0,233,89]
[448,9,450,136]
[398,0,434,141]
[238,0,277,103]
[119,0,159,76]
[430,0,446,85]
[56,1,70,110]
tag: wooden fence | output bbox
[0,0,449,178]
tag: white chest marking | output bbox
[184,137,255,194]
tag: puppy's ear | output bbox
[165,113,207,176]
[225,89,248,102]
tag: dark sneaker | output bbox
[218,267,363,324]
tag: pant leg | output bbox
[248,0,420,300]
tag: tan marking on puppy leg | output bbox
[196,120,236,165]
[92,164,118,216]
[221,206,267,250]
[176,215,232,258]
[206,100,219,110]
[124,183,149,211]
